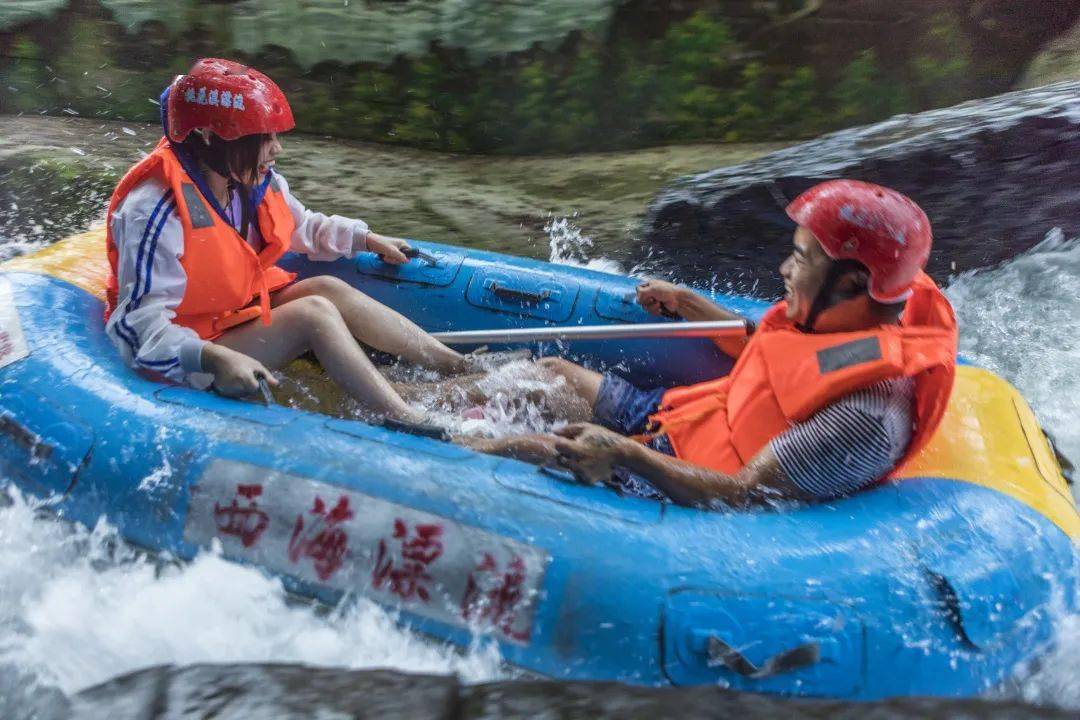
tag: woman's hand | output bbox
[367,232,411,265]
[552,423,634,485]
[202,343,278,398]
[636,279,690,318]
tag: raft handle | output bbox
[923,568,980,652]
[0,412,53,462]
[1043,428,1074,485]
[487,282,551,305]
[381,418,451,442]
[705,635,821,678]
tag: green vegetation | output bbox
[0,5,1009,154]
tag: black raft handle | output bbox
[706,636,821,678]
[381,418,451,442]
[488,282,551,305]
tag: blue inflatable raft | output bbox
[0,230,1077,699]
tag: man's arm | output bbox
[618,435,805,507]
[553,424,806,507]
[636,280,750,357]
[554,380,912,507]
[636,280,744,322]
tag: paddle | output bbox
[430,320,749,345]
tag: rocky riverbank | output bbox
[0,114,781,265]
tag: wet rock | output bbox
[68,662,1079,720]
[641,82,1080,296]
[70,664,458,720]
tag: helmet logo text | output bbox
[184,86,245,111]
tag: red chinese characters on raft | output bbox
[288,495,354,581]
[461,553,532,643]
[214,483,269,548]
[372,518,445,602]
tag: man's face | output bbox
[779,226,832,323]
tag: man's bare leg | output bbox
[218,295,425,423]
[273,276,470,374]
[387,357,602,422]
[532,357,603,421]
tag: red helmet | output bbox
[166,58,294,142]
[785,180,932,303]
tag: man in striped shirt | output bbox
[464,181,957,507]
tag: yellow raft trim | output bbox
[5,232,1079,537]
[1,228,108,301]
[895,366,1079,538]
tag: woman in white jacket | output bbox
[105,59,472,422]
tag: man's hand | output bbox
[636,280,690,318]
[202,343,278,398]
[553,423,634,485]
[368,232,411,265]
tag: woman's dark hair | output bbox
[182,131,267,184]
[181,131,267,237]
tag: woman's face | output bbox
[233,133,282,185]
[257,133,282,177]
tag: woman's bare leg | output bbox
[273,276,469,373]
[217,295,425,423]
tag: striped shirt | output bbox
[771,377,915,500]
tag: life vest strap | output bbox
[211,305,263,334]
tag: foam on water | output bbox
[0,489,504,718]
[946,229,1080,469]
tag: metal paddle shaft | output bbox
[431,320,748,345]
[255,373,275,406]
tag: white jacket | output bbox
[106,171,369,388]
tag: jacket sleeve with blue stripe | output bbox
[105,177,212,388]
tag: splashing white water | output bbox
[0,489,504,717]
[945,230,1080,707]
[945,229,1080,472]
[546,216,624,274]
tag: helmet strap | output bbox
[798,260,847,333]
[237,181,253,240]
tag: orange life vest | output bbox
[105,137,297,339]
[648,273,958,479]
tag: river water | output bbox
[0,119,1078,717]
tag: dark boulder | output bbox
[67,662,1079,719]
[641,81,1080,296]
